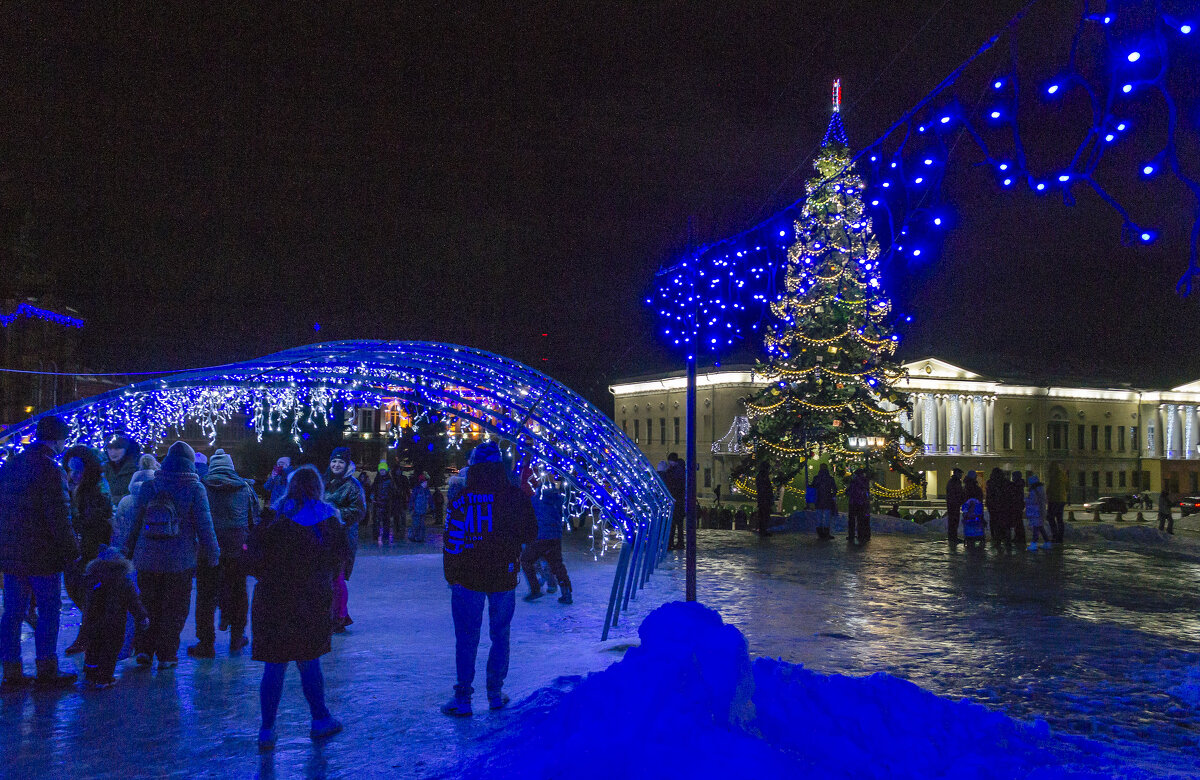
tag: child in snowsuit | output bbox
[1025,474,1050,550]
[408,476,431,543]
[81,546,149,689]
[960,497,986,549]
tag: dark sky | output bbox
[2,1,1197,408]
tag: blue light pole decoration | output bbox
[651,0,1200,353]
[0,341,673,640]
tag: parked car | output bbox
[1178,496,1200,516]
[1081,496,1131,513]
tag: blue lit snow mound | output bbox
[453,602,1111,779]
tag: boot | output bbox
[33,658,76,690]
[187,641,216,659]
[523,588,544,602]
[64,633,87,655]
[557,586,573,605]
[1,661,34,693]
[230,634,249,656]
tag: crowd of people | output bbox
[0,417,574,750]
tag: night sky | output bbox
[2,1,1197,408]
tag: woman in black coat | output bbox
[247,465,347,751]
[63,445,114,655]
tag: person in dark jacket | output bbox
[189,449,259,658]
[1159,482,1175,534]
[755,462,773,537]
[408,473,432,543]
[193,451,208,480]
[985,468,1009,546]
[520,484,572,604]
[945,468,965,543]
[247,465,346,751]
[812,464,837,540]
[441,441,537,717]
[323,447,365,633]
[663,453,686,550]
[123,440,220,669]
[371,461,397,545]
[391,468,411,540]
[847,468,872,543]
[79,546,148,689]
[1008,471,1028,546]
[62,445,115,656]
[264,456,292,508]
[961,471,986,548]
[103,435,142,507]
[0,415,80,691]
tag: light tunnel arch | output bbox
[1,342,673,637]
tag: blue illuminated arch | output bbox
[2,341,671,637]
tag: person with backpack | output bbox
[0,415,81,692]
[408,474,432,543]
[1025,474,1050,550]
[441,441,537,717]
[811,463,838,540]
[247,465,347,750]
[61,445,115,656]
[847,468,872,544]
[79,545,148,689]
[189,449,259,659]
[323,447,365,634]
[123,440,220,669]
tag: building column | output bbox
[947,394,962,454]
[985,397,996,453]
[1166,404,1181,459]
[923,393,938,454]
[1188,406,1199,459]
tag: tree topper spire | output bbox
[822,78,849,148]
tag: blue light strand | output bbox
[0,303,85,329]
[651,0,1200,352]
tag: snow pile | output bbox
[451,602,1101,779]
[1168,666,1200,709]
[782,510,928,536]
[1063,523,1170,545]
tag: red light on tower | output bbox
[832,78,841,113]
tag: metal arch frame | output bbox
[0,341,673,639]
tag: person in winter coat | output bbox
[123,440,220,669]
[193,451,208,480]
[1046,462,1068,544]
[0,415,80,691]
[264,456,292,508]
[371,461,397,545]
[323,447,365,633]
[985,468,1009,546]
[755,462,774,538]
[138,453,160,472]
[391,468,411,540]
[103,434,142,506]
[812,464,838,540]
[847,468,872,543]
[1025,474,1050,550]
[945,468,965,543]
[520,484,572,604]
[961,471,986,548]
[441,441,537,717]
[189,449,259,659]
[247,465,346,751]
[112,469,156,550]
[1158,482,1175,534]
[62,445,115,655]
[663,453,686,550]
[79,546,148,689]
[408,474,432,543]
[1008,471,1028,546]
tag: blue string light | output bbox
[0,303,85,329]
[651,0,1200,354]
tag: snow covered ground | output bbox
[1,528,1198,778]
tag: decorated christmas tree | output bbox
[739,81,920,496]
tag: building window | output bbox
[703,413,711,430]
[1077,472,1086,488]
[674,417,681,445]
[1105,471,1113,488]
[1117,426,1125,452]
[622,419,627,435]
[1105,425,1113,451]
[1131,426,1138,452]
[634,419,640,444]
[1119,471,1127,487]
[1049,422,1067,451]
[1077,424,1085,450]
[1091,425,1099,451]
[1092,471,1100,488]
[1192,473,1199,494]
[1003,422,1013,450]
[1025,423,1034,451]
[1132,471,1141,489]
[660,418,666,444]
[1142,471,1151,490]
[646,418,653,445]
[703,468,712,488]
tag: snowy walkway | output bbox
[2,530,1198,777]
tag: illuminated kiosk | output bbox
[0,340,672,639]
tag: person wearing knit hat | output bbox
[188,449,258,658]
[323,447,365,633]
[370,460,400,546]
[104,434,143,507]
[194,451,209,480]
[123,440,220,669]
[264,456,293,508]
[0,415,80,691]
